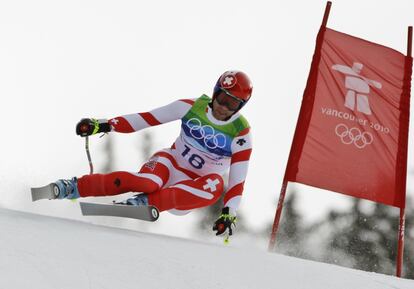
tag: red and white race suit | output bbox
[77,95,252,215]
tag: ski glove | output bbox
[76,118,111,137]
[213,207,237,236]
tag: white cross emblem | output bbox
[111,118,119,125]
[203,178,220,192]
[223,76,234,86]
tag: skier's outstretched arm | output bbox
[75,99,195,136]
[213,128,252,236]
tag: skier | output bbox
[54,70,253,237]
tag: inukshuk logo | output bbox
[332,62,382,115]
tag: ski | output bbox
[79,202,160,222]
[31,183,58,201]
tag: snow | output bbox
[1,207,413,289]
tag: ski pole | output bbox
[85,136,94,175]
[223,232,230,245]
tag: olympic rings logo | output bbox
[186,118,227,149]
[335,123,373,149]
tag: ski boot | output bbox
[118,194,149,206]
[53,178,80,199]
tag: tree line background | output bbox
[265,190,414,278]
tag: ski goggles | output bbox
[215,89,245,111]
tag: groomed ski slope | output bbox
[0,207,413,289]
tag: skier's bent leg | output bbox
[77,160,170,197]
[148,173,224,212]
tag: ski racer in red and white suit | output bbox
[65,71,252,236]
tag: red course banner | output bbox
[287,28,412,208]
